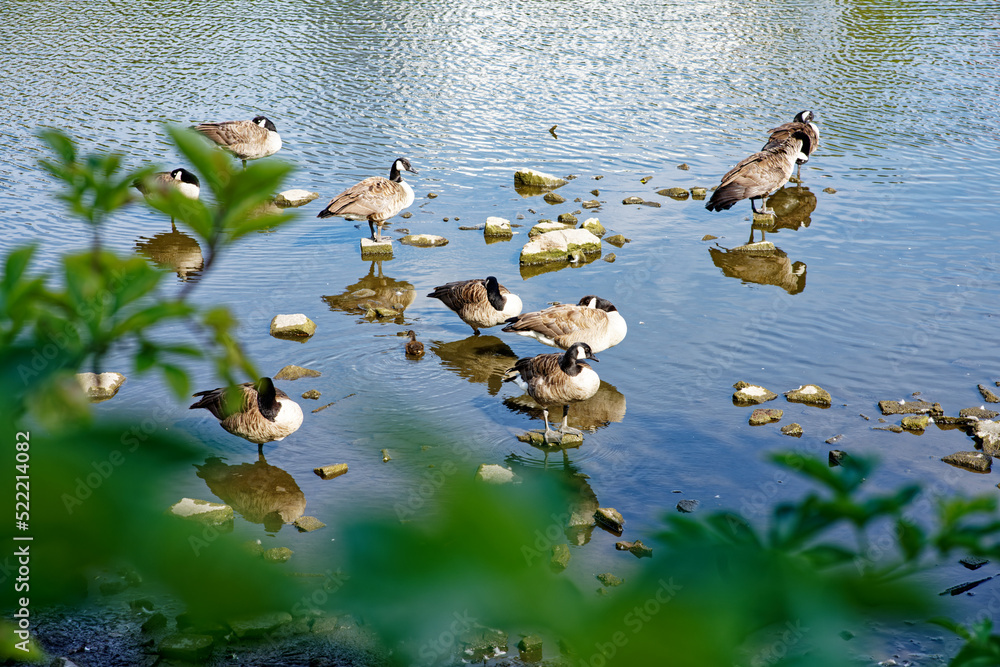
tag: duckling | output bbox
[404,330,425,357]
[193,116,282,169]
[317,158,418,242]
[502,295,626,353]
[503,342,600,443]
[427,276,522,335]
[189,377,303,452]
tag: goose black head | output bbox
[170,168,200,187]
[793,110,815,124]
[389,158,418,182]
[560,342,598,375]
[577,295,617,312]
[253,116,278,132]
[254,377,281,422]
[484,276,506,311]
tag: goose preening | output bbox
[404,330,425,357]
[133,168,201,201]
[189,377,303,451]
[705,111,818,215]
[502,295,626,353]
[503,342,601,443]
[762,110,820,180]
[193,116,282,169]
[426,276,523,335]
[316,158,417,242]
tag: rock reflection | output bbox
[195,454,305,531]
[519,253,602,280]
[431,335,518,396]
[504,453,601,546]
[503,380,627,432]
[321,260,416,322]
[134,224,204,282]
[709,242,807,295]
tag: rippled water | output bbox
[4,0,1000,650]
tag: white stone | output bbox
[475,464,515,485]
[274,189,319,207]
[75,372,126,402]
[741,386,768,397]
[484,217,513,237]
[514,169,567,189]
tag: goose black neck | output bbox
[256,379,281,422]
[485,277,506,311]
[560,351,582,377]
[389,163,403,183]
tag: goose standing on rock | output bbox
[193,116,282,169]
[502,295,626,353]
[189,377,303,452]
[763,110,820,181]
[705,112,817,215]
[133,168,201,201]
[503,342,601,443]
[427,276,522,335]
[317,158,418,242]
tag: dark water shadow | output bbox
[195,454,306,532]
[134,223,204,283]
[431,335,518,396]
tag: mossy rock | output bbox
[657,187,689,200]
[580,217,605,237]
[784,384,832,407]
[399,234,448,247]
[514,168,568,190]
[732,383,777,406]
[270,314,316,339]
[528,221,575,238]
[520,229,602,266]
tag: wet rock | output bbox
[301,389,321,400]
[732,382,778,406]
[829,450,848,467]
[158,634,214,661]
[825,434,843,445]
[543,192,566,204]
[596,572,624,587]
[515,169,567,190]
[141,612,168,633]
[381,448,392,462]
[228,611,293,638]
[426,192,438,199]
[901,415,929,431]
[595,507,625,534]
[622,196,645,205]
[263,547,293,563]
[399,234,448,247]
[781,423,803,437]
[459,224,485,231]
[582,199,601,209]
[459,625,509,662]
[474,463,515,484]
[702,234,717,241]
[615,540,653,558]
[878,400,943,416]
[732,240,777,255]
[690,187,708,199]
[528,220,575,237]
[130,597,155,612]
[75,372,126,402]
[752,211,776,224]
[518,635,543,662]
[941,451,992,473]
[961,556,989,570]
[602,253,616,263]
[961,407,1000,421]
[551,544,571,571]
[605,234,629,247]
[676,499,699,513]
[749,408,783,425]
[823,187,837,194]
[311,616,340,635]
[314,463,348,480]
[484,216,513,238]
[557,212,578,225]
[973,421,1000,456]
[274,189,319,207]
[293,516,326,532]
[580,217,605,237]
[168,498,233,527]
[274,364,321,380]
[516,430,583,447]
[657,187,689,200]
[270,314,316,339]
[785,384,832,407]
[873,425,905,433]
[244,539,265,557]
[979,384,1000,403]
[400,211,412,219]
[368,306,400,318]
[640,176,652,184]
[519,228,602,265]
[360,237,393,258]
[940,577,993,596]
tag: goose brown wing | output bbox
[764,122,818,157]
[512,351,564,386]
[504,304,605,339]
[426,279,487,312]
[195,120,267,150]
[190,382,256,420]
[321,176,398,219]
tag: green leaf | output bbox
[159,362,190,399]
[897,519,926,562]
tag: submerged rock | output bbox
[596,572,624,587]
[274,189,319,208]
[676,499,699,513]
[314,463,348,480]
[615,540,653,558]
[274,364,321,380]
[551,544,571,571]
[293,516,326,532]
[269,313,316,339]
[263,547,293,563]
[519,228,602,265]
[518,635,544,662]
[484,216,513,238]
[823,187,837,194]
[829,450,848,467]
[878,400,943,416]
[979,384,1000,403]
[168,498,233,527]
[595,507,625,534]
[732,382,778,406]
[381,448,392,462]
[605,234,629,247]
[657,187,689,200]
[458,625,509,663]
[941,451,992,473]
[474,463,515,484]
[581,217,605,237]
[749,408,783,425]
[784,384,832,407]
[515,168,567,190]
[543,192,566,204]
[399,234,448,247]
[158,634,214,661]
[781,423,803,437]
[228,611,293,638]
[75,372,126,402]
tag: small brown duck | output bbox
[404,330,424,357]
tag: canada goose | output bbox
[404,330,425,357]
[705,123,809,215]
[426,276,523,335]
[133,168,201,200]
[193,116,282,169]
[502,295,626,353]
[189,377,303,451]
[763,110,820,180]
[316,158,418,242]
[503,342,601,443]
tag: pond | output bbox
[4,0,1000,661]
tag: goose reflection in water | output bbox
[134,224,204,282]
[746,183,818,244]
[430,335,518,396]
[503,453,601,546]
[709,243,807,295]
[195,455,305,532]
[503,379,627,436]
[321,260,415,322]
